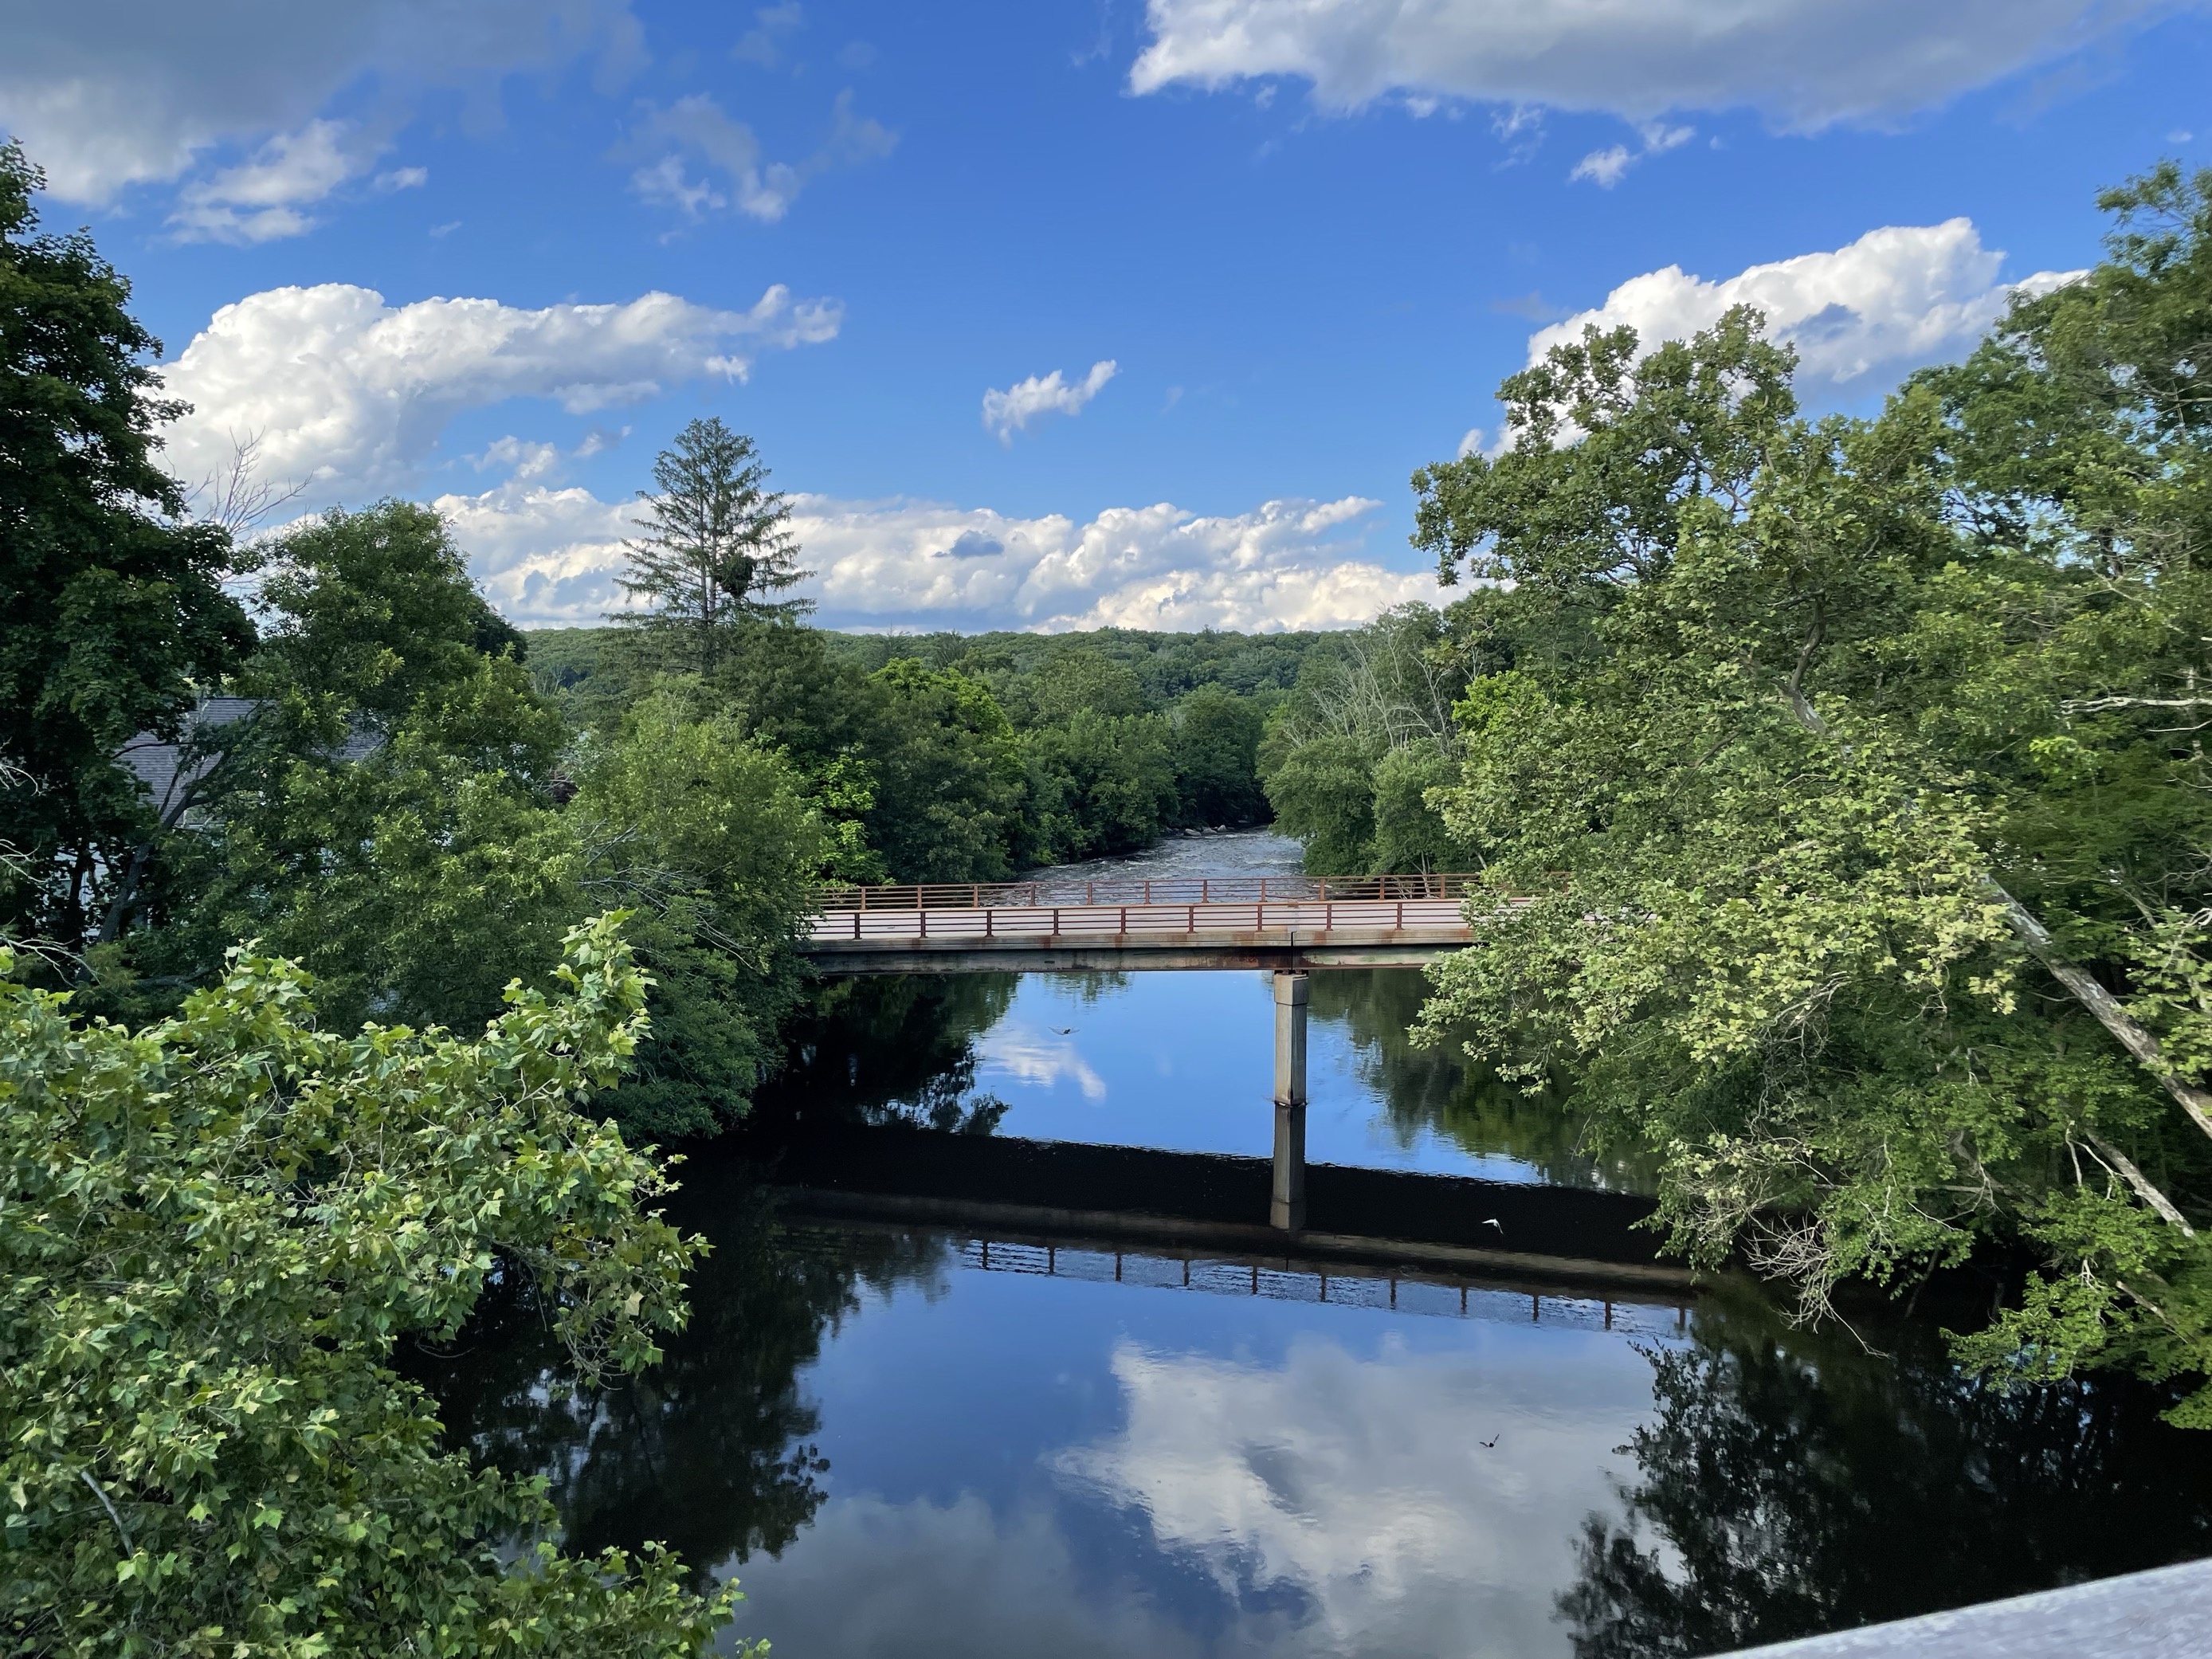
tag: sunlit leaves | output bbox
[0,920,747,1656]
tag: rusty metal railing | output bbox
[814,872,1482,914]
[805,893,1481,943]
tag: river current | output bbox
[416,833,2212,1658]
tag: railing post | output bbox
[919,908,928,939]
[986,908,994,938]
[1272,971,1308,1231]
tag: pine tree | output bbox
[613,418,810,671]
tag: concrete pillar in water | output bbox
[1272,971,1308,1231]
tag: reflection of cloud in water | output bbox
[1055,1332,1654,1657]
[723,1491,1208,1659]
[979,1024,1108,1101]
[728,1329,1655,1659]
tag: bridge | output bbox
[799,873,1488,1236]
[800,873,1483,975]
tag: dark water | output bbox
[416,833,2212,1657]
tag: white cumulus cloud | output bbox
[1525,219,2082,394]
[1130,0,2193,131]
[435,467,1435,633]
[159,281,841,502]
[0,0,645,206]
[982,360,1119,444]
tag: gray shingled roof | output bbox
[117,699,386,826]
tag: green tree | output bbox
[0,141,252,949]
[1018,710,1179,864]
[0,916,747,1657]
[862,659,1023,881]
[571,690,825,1139]
[615,418,810,674]
[1170,685,1268,827]
[246,500,527,722]
[1258,605,1473,874]
[138,504,578,1033]
[1411,171,2212,1418]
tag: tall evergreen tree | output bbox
[613,418,810,672]
[0,141,251,949]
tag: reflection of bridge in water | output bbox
[755,1126,1688,1292]
[792,1218,1692,1337]
[799,875,1494,1235]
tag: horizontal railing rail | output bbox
[813,872,1483,913]
[803,893,1488,944]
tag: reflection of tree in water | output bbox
[1308,969,1657,1191]
[755,973,1017,1135]
[411,1184,950,1585]
[1559,1284,2212,1657]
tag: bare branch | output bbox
[185,429,308,537]
[2081,1131,2195,1234]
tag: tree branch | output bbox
[1776,680,2212,1150]
[2082,1131,2197,1234]
[79,1469,134,1557]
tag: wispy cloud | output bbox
[982,359,1118,444]
[168,120,378,242]
[1570,121,1693,189]
[625,87,896,223]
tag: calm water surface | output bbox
[418,833,2212,1657]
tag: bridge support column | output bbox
[1272,971,1308,1231]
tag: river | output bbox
[414,833,2212,1657]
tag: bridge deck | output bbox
[800,896,1479,973]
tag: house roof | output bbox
[117,698,385,824]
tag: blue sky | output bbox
[7,1,2211,631]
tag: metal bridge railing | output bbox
[814,872,1483,914]
[805,894,1479,943]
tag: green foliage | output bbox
[1409,169,2212,1414]
[1171,684,1269,828]
[1261,731,1378,873]
[1259,605,1476,874]
[146,533,576,1033]
[0,917,746,1657]
[0,140,253,947]
[861,659,1024,881]
[245,501,527,721]
[571,691,824,1139]
[514,620,1296,873]
[1018,710,1179,864]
